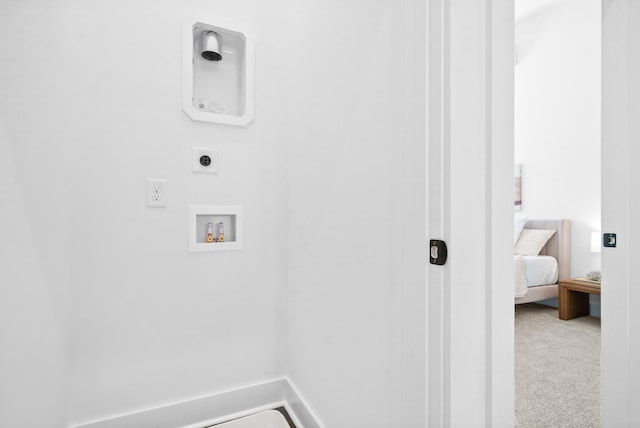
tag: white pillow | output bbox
[514,215,528,244]
[514,229,556,256]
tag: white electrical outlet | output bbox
[146,178,167,207]
[192,147,219,174]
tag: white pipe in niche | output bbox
[182,14,255,126]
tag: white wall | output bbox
[286,0,427,426]
[66,1,290,424]
[1,0,289,425]
[1,1,427,426]
[515,0,601,278]
[0,2,72,426]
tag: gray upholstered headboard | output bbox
[524,219,571,281]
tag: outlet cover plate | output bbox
[146,178,167,207]
[192,147,219,174]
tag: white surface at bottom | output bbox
[213,410,289,428]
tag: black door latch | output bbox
[603,233,616,248]
[430,239,448,265]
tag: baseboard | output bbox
[537,297,601,318]
[283,379,324,428]
[537,297,559,308]
[70,377,324,428]
[590,301,601,318]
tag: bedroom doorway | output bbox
[428,0,640,425]
[513,0,601,426]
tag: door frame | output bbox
[426,0,514,426]
[601,1,638,425]
[429,1,639,426]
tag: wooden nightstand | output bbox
[558,278,601,320]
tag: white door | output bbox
[601,1,640,425]
[427,0,514,426]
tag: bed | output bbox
[514,219,570,304]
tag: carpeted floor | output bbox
[515,303,600,428]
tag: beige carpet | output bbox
[515,303,600,428]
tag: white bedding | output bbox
[514,255,559,298]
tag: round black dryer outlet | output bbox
[199,155,212,167]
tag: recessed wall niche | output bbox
[182,15,255,126]
[189,205,243,252]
